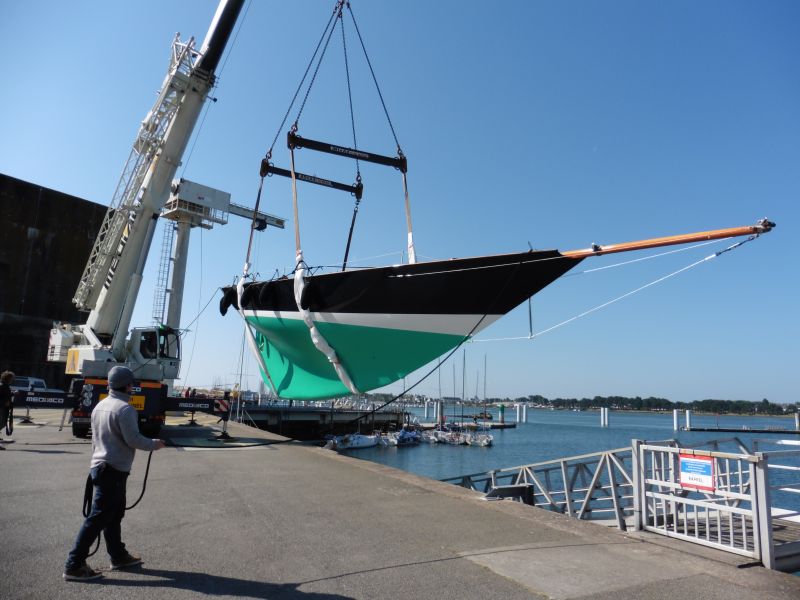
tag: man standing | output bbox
[0,371,13,447]
[63,366,166,581]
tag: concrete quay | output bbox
[2,410,800,600]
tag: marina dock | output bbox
[2,410,800,600]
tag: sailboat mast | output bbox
[483,354,487,401]
[461,349,466,423]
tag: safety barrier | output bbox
[633,440,762,560]
[445,436,800,571]
[442,445,645,530]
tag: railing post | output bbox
[753,453,775,569]
[631,439,644,531]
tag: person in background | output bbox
[63,366,166,581]
[0,371,13,447]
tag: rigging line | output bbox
[266,2,340,156]
[293,1,343,127]
[181,228,208,384]
[564,239,722,277]
[244,175,266,270]
[337,250,405,265]
[472,236,758,344]
[346,2,402,151]
[216,0,253,77]
[181,0,252,177]
[180,286,220,335]
[340,8,361,273]
[235,323,248,415]
[340,10,359,174]
[247,238,720,279]
[180,100,213,179]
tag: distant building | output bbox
[0,173,106,389]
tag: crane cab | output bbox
[127,325,181,380]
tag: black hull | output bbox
[220,250,582,317]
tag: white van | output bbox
[9,376,47,393]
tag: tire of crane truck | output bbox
[72,424,90,438]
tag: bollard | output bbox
[673,409,679,431]
[685,409,692,430]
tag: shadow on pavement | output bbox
[99,568,352,599]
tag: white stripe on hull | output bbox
[243,310,502,336]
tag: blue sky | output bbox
[2,1,797,403]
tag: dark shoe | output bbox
[110,553,142,570]
[63,564,103,581]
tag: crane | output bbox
[46,0,283,436]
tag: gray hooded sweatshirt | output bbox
[90,389,159,472]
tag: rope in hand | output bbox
[82,451,154,558]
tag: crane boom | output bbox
[76,0,244,357]
[50,0,246,386]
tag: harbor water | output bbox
[353,408,800,511]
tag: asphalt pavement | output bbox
[2,409,800,600]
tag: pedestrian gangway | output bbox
[443,437,800,572]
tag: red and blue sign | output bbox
[679,453,715,492]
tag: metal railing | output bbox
[633,440,762,560]
[445,436,800,571]
[442,446,646,530]
[751,438,800,570]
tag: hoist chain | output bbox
[340,5,360,179]
[346,2,403,155]
[293,1,343,130]
[265,1,342,159]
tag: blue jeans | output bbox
[65,464,129,569]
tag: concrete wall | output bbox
[0,173,106,390]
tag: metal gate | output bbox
[633,441,769,563]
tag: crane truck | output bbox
[47,0,249,437]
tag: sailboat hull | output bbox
[221,250,582,399]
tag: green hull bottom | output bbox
[247,315,465,400]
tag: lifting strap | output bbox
[401,166,416,264]
[286,131,416,264]
[289,144,359,395]
[236,174,277,395]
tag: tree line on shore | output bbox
[369,393,797,416]
[502,395,796,415]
